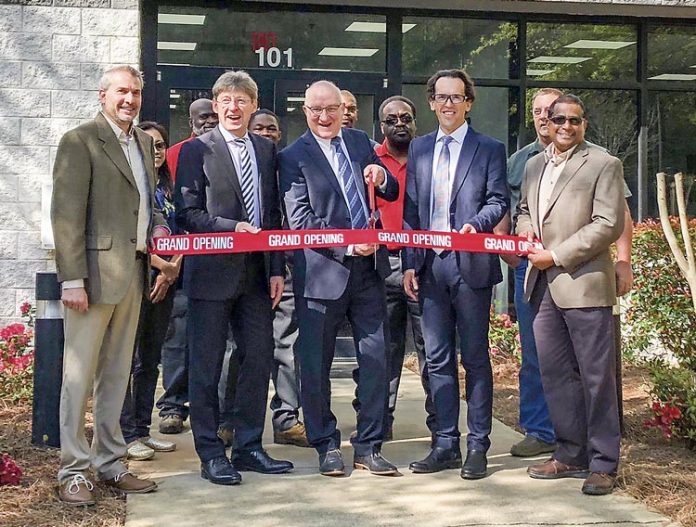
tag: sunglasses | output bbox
[382,114,414,126]
[549,115,584,126]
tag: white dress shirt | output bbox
[430,122,469,227]
[218,125,261,226]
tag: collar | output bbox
[218,124,249,144]
[544,143,578,166]
[101,112,134,141]
[311,129,343,148]
[436,121,468,144]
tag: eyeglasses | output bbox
[153,141,167,151]
[382,114,414,126]
[432,93,468,105]
[217,96,252,108]
[549,115,584,126]
[304,105,342,117]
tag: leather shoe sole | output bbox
[320,467,345,477]
[528,468,589,480]
[353,461,398,476]
[200,468,241,486]
[233,462,293,475]
[409,459,462,473]
[461,467,487,480]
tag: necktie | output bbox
[331,137,367,230]
[233,137,258,227]
[431,135,453,254]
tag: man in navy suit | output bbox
[403,69,509,479]
[176,71,293,485]
[279,80,399,477]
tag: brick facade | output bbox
[0,0,139,324]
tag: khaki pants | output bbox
[58,262,143,483]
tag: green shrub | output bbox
[646,363,696,447]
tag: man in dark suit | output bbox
[176,70,293,486]
[403,69,508,479]
[517,94,625,495]
[279,80,399,477]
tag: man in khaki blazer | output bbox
[516,94,624,496]
[51,65,168,506]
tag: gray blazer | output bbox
[516,141,624,309]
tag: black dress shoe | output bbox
[409,446,462,473]
[319,449,345,477]
[354,452,399,476]
[231,449,294,474]
[461,449,487,480]
[201,456,241,485]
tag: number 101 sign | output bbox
[255,47,293,68]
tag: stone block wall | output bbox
[0,0,140,325]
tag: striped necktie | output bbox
[331,137,367,230]
[431,135,453,254]
[233,137,258,227]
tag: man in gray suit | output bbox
[516,94,624,496]
[52,65,168,506]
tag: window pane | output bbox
[158,6,386,72]
[403,18,517,79]
[402,85,517,153]
[526,23,637,82]
[647,91,696,217]
[648,26,696,82]
[167,88,212,145]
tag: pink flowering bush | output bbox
[0,305,35,402]
[489,309,521,363]
[0,453,22,486]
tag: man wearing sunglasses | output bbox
[403,69,509,480]
[500,89,634,460]
[516,94,625,496]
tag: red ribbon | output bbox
[151,229,542,256]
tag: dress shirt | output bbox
[218,125,261,226]
[63,113,151,290]
[430,122,469,227]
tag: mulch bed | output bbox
[492,358,696,527]
[0,400,125,527]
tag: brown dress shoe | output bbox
[273,422,311,447]
[104,471,157,494]
[527,458,589,479]
[58,474,96,507]
[582,472,616,495]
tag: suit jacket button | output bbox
[130,238,136,243]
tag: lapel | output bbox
[543,142,589,222]
[418,132,437,230]
[301,130,342,196]
[96,113,137,190]
[209,127,245,206]
[525,154,546,235]
[342,130,367,206]
[450,126,481,206]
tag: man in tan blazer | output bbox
[51,65,168,506]
[516,94,624,496]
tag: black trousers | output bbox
[187,256,274,463]
[295,257,390,457]
[531,273,621,473]
[120,285,176,444]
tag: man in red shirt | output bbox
[375,96,434,440]
[166,98,218,181]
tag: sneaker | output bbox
[126,440,155,461]
[159,414,184,434]
[58,474,96,507]
[140,436,176,452]
[510,435,557,457]
[103,471,157,494]
[273,422,310,447]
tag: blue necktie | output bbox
[233,137,258,227]
[431,135,453,254]
[331,137,367,230]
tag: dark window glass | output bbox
[526,23,637,82]
[647,91,696,217]
[157,7,386,73]
[648,26,696,82]
[167,88,212,145]
[402,18,517,79]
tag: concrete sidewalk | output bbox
[126,370,677,527]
